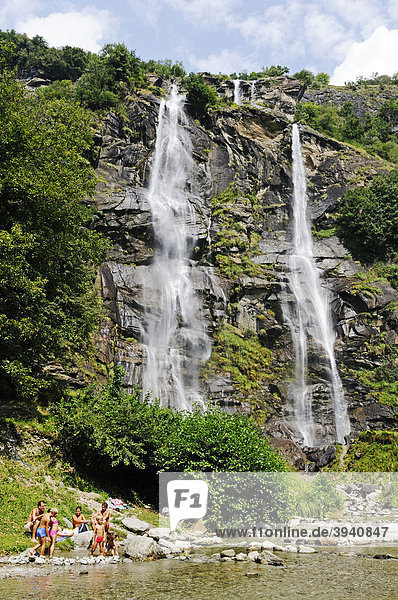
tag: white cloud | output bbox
[331,26,398,85]
[129,0,163,27]
[0,0,42,23]
[189,48,256,74]
[16,8,116,52]
[166,0,239,28]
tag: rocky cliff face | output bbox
[91,80,398,465]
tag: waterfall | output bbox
[142,85,211,409]
[283,124,350,445]
[250,80,256,105]
[233,79,242,105]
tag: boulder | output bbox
[122,517,150,533]
[261,550,284,565]
[158,538,182,553]
[124,534,166,560]
[147,527,171,540]
[220,548,235,557]
[72,530,92,547]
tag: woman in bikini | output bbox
[48,508,74,558]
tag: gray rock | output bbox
[247,550,260,562]
[72,530,92,546]
[124,534,166,560]
[261,550,284,565]
[121,517,150,533]
[220,548,235,557]
[158,538,182,553]
[235,553,247,561]
[147,527,171,540]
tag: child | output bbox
[48,508,73,558]
[89,516,106,556]
[103,529,118,556]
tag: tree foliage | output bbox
[184,73,218,121]
[54,367,286,473]
[0,69,107,399]
[295,100,398,163]
[337,171,398,262]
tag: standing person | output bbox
[89,502,110,548]
[47,508,73,558]
[25,501,46,542]
[89,516,105,556]
[72,506,89,533]
[29,510,51,556]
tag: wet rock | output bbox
[147,527,171,540]
[261,550,284,565]
[72,531,93,547]
[220,548,235,557]
[124,534,166,560]
[121,517,150,533]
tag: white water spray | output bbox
[233,79,242,105]
[284,124,350,445]
[250,80,256,105]
[142,85,211,409]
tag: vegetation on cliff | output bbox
[0,68,107,401]
[295,98,398,164]
[337,170,398,263]
[54,367,286,474]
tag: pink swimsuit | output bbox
[50,518,58,536]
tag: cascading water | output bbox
[283,124,351,445]
[142,84,211,409]
[233,79,242,105]
[250,80,256,105]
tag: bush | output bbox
[184,73,218,122]
[337,171,398,262]
[54,367,285,474]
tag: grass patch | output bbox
[202,324,273,399]
[343,431,398,472]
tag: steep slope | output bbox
[91,81,398,465]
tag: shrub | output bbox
[184,73,218,122]
[337,171,398,262]
[54,367,285,474]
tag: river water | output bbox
[1,548,397,600]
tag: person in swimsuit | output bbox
[48,508,73,558]
[72,506,89,533]
[103,529,118,556]
[25,500,46,541]
[89,516,106,556]
[30,510,51,556]
[89,502,110,548]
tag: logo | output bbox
[166,479,208,531]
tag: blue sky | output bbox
[1,0,397,84]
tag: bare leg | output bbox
[31,520,39,542]
[89,540,98,556]
[29,540,41,555]
[39,537,48,556]
[49,536,56,558]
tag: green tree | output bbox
[0,70,106,399]
[54,367,285,473]
[337,171,398,262]
[293,69,315,86]
[75,54,119,109]
[184,73,218,121]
